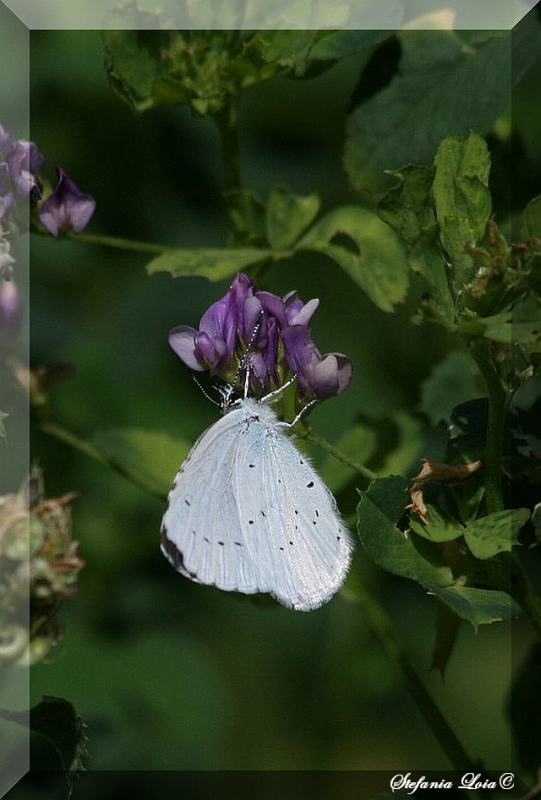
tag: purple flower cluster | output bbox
[169,273,352,401]
[0,123,95,276]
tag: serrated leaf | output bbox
[428,584,520,629]
[378,164,455,326]
[265,187,320,251]
[482,295,541,345]
[433,133,492,283]
[297,206,408,312]
[93,428,190,498]
[463,508,530,560]
[1,696,89,779]
[345,31,510,190]
[146,248,271,280]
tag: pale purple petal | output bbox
[199,292,237,357]
[304,353,353,398]
[287,297,319,327]
[168,325,206,371]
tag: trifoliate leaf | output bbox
[463,508,530,560]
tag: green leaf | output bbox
[378,164,455,327]
[244,30,319,77]
[420,350,485,426]
[428,584,520,629]
[1,696,89,780]
[356,476,454,587]
[344,31,510,190]
[409,504,465,544]
[433,133,492,282]
[481,295,541,345]
[297,206,408,312]
[104,30,276,116]
[93,428,190,498]
[520,195,541,240]
[146,247,271,281]
[319,423,377,494]
[0,409,8,438]
[103,30,171,112]
[265,187,320,251]
[357,477,520,627]
[463,508,530,560]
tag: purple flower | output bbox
[169,272,353,406]
[280,325,353,399]
[169,288,238,375]
[0,126,45,235]
[8,141,44,198]
[38,167,95,237]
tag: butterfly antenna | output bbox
[191,374,221,408]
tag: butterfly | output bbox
[161,389,353,611]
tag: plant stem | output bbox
[65,231,173,254]
[468,340,511,514]
[213,98,250,246]
[352,582,482,776]
[37,420,163,499]
[213,99,242,196]
[304,426,378,483]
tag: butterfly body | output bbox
[161,397,352,611]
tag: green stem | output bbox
[212,98,249,245]
[469,340,511,514]
[352,582,482,776]
[303,426,378,483]
[37,420,163,499]
[65,231,173,255]
[213,100,242,196]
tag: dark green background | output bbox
[3,21,541,792]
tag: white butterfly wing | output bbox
[234,414,353,610]
[161,408,263,594]
[161,399,353,610]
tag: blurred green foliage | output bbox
[1,15,539,794]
